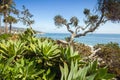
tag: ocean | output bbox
[36,33,120,46]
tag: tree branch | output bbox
[75,14,104,38]
[65,23,74,34]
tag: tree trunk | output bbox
[4,12,8,33]
[0,14,2,34]
[9,23,12,33]
[69,33,76,46]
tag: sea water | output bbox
[36,33,120,46]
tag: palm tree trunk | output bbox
[0,14,2,33]
[9,23,12,33]
[4,12,8,33]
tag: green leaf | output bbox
[64,62,69,80]
[60,65,64,80]
[97,68,107,79]
[78,67,88,80]
[32,69,45,77]
[104,73,115,79]
[86,73,97,80]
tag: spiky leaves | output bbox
[60,60,115,80]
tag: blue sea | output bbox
[36,33,120,46]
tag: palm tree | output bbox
[0,1,3,33]
[5,16,17,33]
[0,0,16,33]
[0,13,2,33]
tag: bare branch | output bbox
[75,23,91,34]
[75,26,84,34]
[75,14,104,38]
[65,23,74,34]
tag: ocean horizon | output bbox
[36,33,120,46]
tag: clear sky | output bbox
[14,0,120,34]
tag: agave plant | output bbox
[13,58,45,80]
[60,60,115,80]
[24,38,61,79]
[60,46,80,64]
[0,40,26,79]
[40,39,60,59]
[0,40,25,59]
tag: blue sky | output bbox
[14,0,120,34]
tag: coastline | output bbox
[36,33,120,46]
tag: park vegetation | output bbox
[0,29,116,79]
[0,0,120,79]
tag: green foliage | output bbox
[19,28,36,41]
[5,15,17,23]
[60,60,115,80]
[0,32,116,79]
[0,40,25,59]
[0,33,11,41]
[60,46,80,64]
[11,58,44,79]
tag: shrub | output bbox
[94,42,120,77]
[74,43,92,57]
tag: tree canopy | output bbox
[54,0,120,44]
[98,0,120,22]
[54,9,105,44]
[17,5,34,28]
[0,0,34,33]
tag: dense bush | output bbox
[94,42,120,77]
[74,43,91,57]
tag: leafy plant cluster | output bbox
[0,33,12,41]
[0,29,115,80]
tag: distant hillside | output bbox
[0,26,43,34]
